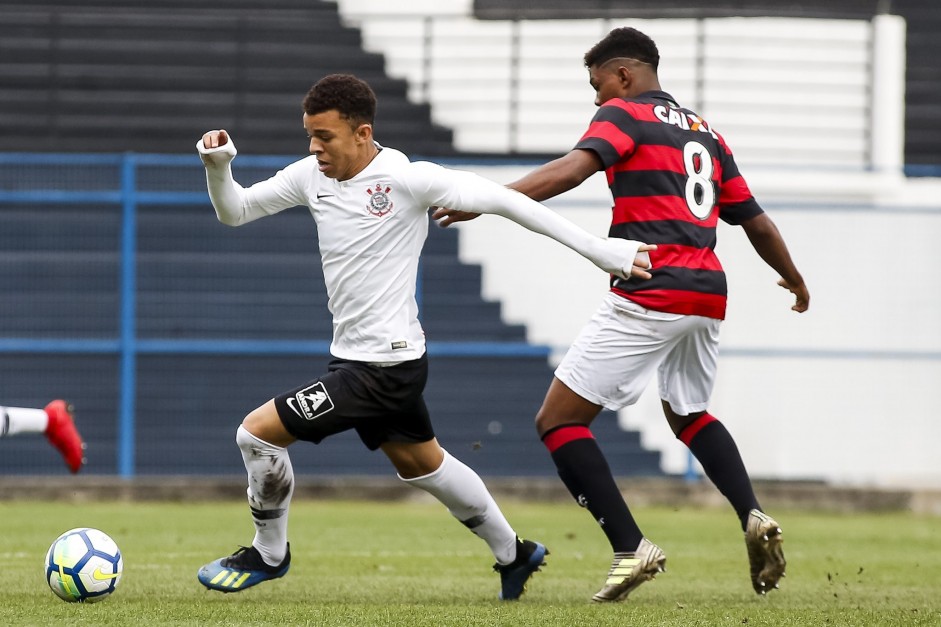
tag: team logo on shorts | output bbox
[366,183,393,217]
[286,382,335,421]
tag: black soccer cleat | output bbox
[494,537,548,600]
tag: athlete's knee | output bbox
[241,403,267,432]
[535,378,602,437]
[667,413,703,437]
[383,439,444,479]
[535,398,598,438]
[235,424,277,462]
[240,400,295,448]
[661,400,700,436]
[669,410,718,445]
[235,423,253,451]
[534,406,564,438]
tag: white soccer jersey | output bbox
[199,140,646,363]
[217,148,433,362]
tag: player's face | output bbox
[304,110,373,181]
[587,64,627,107]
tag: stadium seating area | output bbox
[0,0,665,477]
[468,0,941,171]
[4,0,935,479]
[0,154,662,476]
[900,0,941,170]
[347,7,885,168]
[0,0,455,156]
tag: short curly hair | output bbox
[584,27,660,71]
[302,74,376,128]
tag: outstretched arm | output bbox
[507,148,602,201]
[411,162,654,280]
[740,213,809,312]
[432,149,601,226]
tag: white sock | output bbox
[400,449,518,564]
[236,425,294,566]
[0,406,49,437]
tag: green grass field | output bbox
[2,499,938,626]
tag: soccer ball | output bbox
[45,528,123,603]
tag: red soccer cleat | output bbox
[44,400,86,473]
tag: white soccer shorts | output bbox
[554,291,721,415]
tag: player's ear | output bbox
[354,123,373,144]
[616,65,633,89]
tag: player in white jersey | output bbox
[194,74,656,600]
[0,400,85,473]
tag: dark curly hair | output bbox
[584,27,660,71]
[302,74,376,128]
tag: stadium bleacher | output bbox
[0,193,662,476]
[0,0,663,477]
[900,1,941,171]
[470,0,941,172]
[0,0,455,156]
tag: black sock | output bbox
[680,413,760,530]
[543,424,643,552]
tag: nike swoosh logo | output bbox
[316,193,334,199]
[285,397,303,417]
[92,567,120,581]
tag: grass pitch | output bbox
[1,498,938,626]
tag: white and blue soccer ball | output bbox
[45,527,123,603]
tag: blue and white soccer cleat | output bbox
[493,538,548,600]
[197,544,290,593]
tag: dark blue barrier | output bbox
[0,153,566,477]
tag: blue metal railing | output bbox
[118,155,137,476]
[0,152,550,477]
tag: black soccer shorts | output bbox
[273,354,435,450]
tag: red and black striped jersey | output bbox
[575,90,763,320]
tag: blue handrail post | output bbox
[117,153,137,478]
[684,450,699,483]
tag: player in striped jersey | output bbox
[436,27,809,601]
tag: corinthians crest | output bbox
[366,182,394,216]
